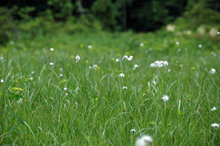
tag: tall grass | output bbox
[0,31,219,145]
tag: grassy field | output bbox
[0,30,220,145]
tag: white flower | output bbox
[123,55,128,60]
[130,129,136,133]
[89,66,92,69]
[119,73,125,78]
[116,59,119,62]
[134,64,139,68]
[211,123,219,128]
[1,79,4,83]
[60,74,63,78]
[211,106,217,111]
[64,87,67,91]
[127,57,132,61]
[60,68,63,72]
[163,61,168,66]
[150,63,155,68]
[135,135,153,146]
[140,43,144,46]
[122,86,127,90]
[50,62,54,66]
[166,24,175,32]
[152,77,158,85]
[176,42,179,45]
[198,44,202,48]
[30,77,33,81]
[65,93,68,96]
[88,45,92,49]
[210,68,216,74]
[75,55,80,62]
[50,48,54,51]
[161,95,169,101]
[168,69,171,72]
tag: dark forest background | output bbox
[1,0,220,44]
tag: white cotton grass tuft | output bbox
[130,129,136,133]
[115,59,119,62]
[119,73,125,78]
[198,44,202,48]
[161,95,169,102]
[176,42,179,45]
[50,48,54,51]
[150,60,168,68]
[135,135,153,146]
[122,86,127,90]
[60,74,63,78]
[211,106,217,111]
[1,79,4,83]
[209,68,216,74]
[75,55,80,62]
[50,62,54,66]
[211,123,219,128]
[123,55,128,60]
[88,45,92,49]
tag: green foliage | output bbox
[184,1,220,29]
[0,7,13,45]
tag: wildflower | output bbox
[89,66,92,69]
[50,62,54,66]
[210,68,216,74]
[119,73,125,78]
[150,63,155,68]
[198,44,202,48]
[150,61,168,68]
[211,123,219,128]
[65,93,68,96]
[93,64,98,68]
[128,57,132,61]
[64,87,67,91]
[60,68,63,72]
[161,95,169,101]
[211,106,217,111]
[176,42,179,45]
[168,69,171,72]
[135,135,153,146]
[123,55,128,60]
[163,61,168,66]
[166,24,175,32]
[140,43,144,47]
[1,79,4,83]
[116,59,119,62]
[60,74,63,78]
[122,86,127,90]
[88,45,92,49]
[50,48,54,51]
[75,55,80,62]
[134,64,139,68]
[30,77,33,81]
[130,129,136,133]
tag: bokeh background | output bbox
[0,0,220,45]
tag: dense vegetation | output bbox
[0,0,220,145]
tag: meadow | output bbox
[0,30,220,146]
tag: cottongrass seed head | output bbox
[161,95,169,102]
[119,73,125,78]
[209,68,216,74]
[211,106,217,111]
[211,123,219,128]
[135,135,153,146]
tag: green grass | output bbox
[0,30,220,145]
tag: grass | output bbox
[0,30,220,145]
